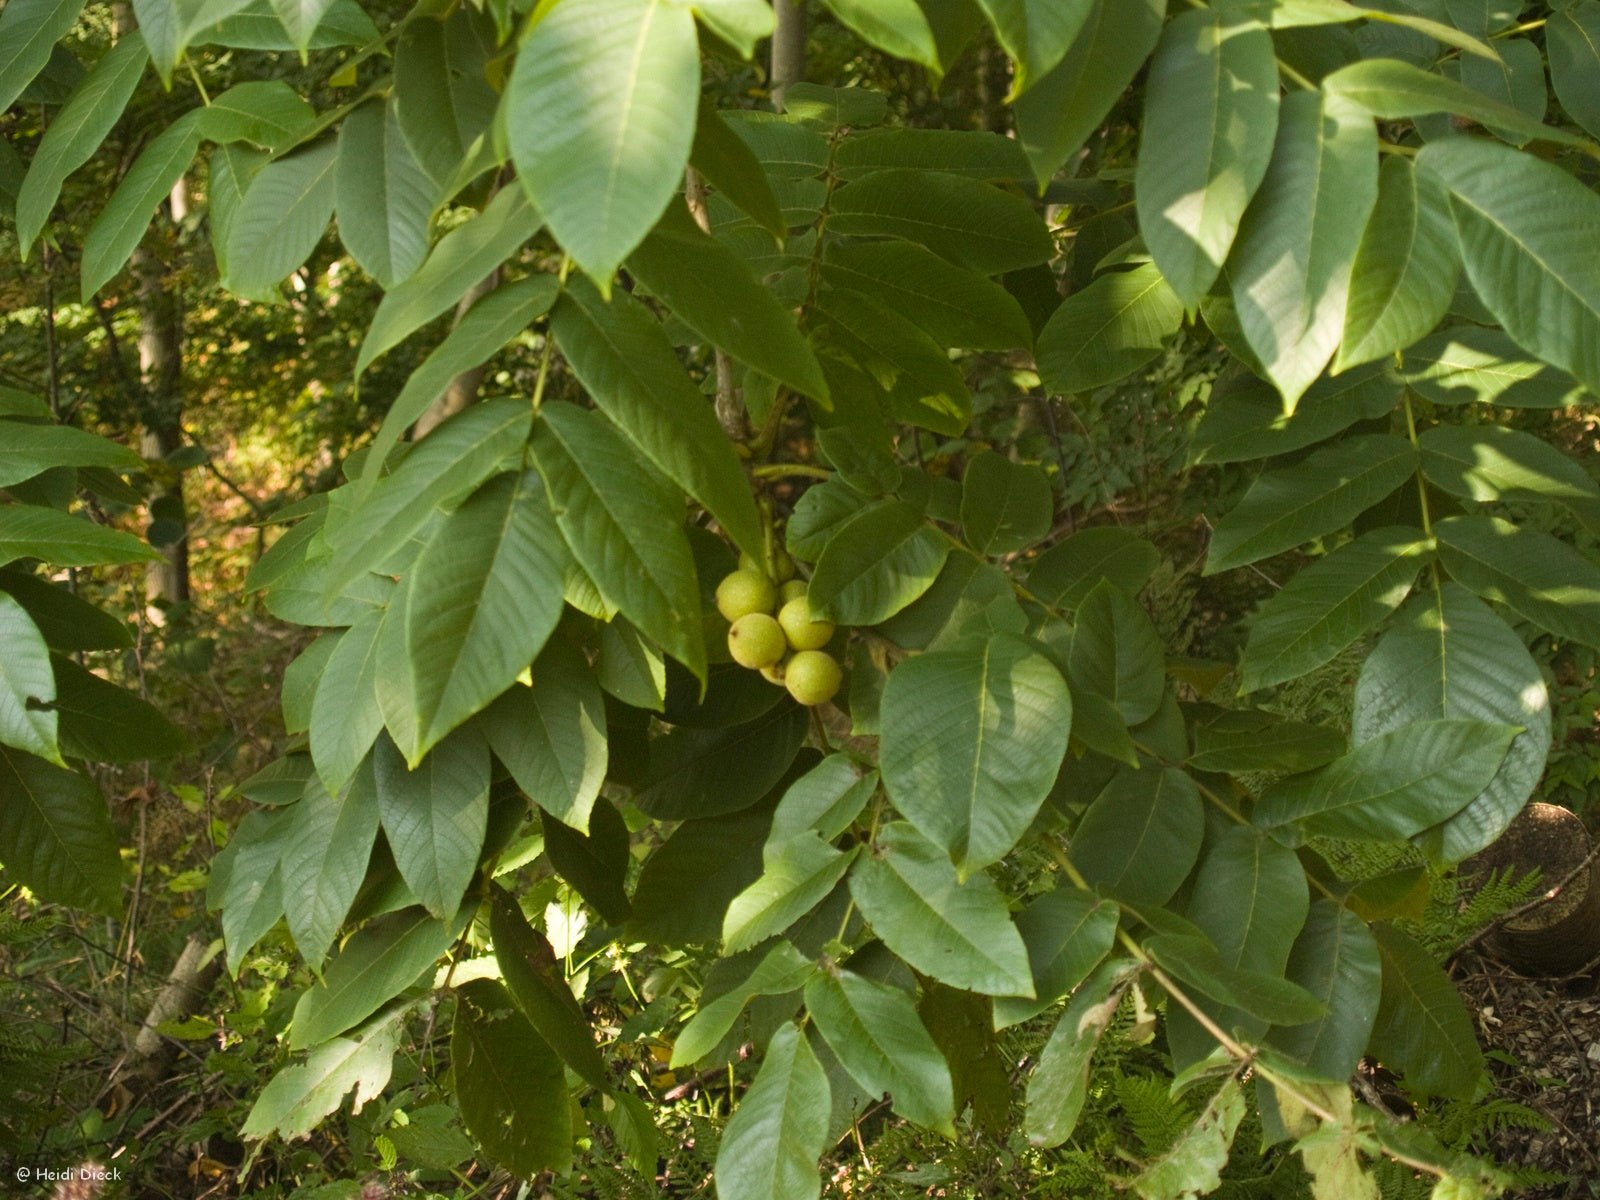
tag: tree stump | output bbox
[1469,803,1600,976]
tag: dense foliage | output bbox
[7,0,1600,1196]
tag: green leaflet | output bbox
[323,399,531,604]
[723,835,858,953]
[767,754,875,847]
[1135,10,1280,308]
[994,889,1120,1029]
[0,593,58,765]
[307,609,383,794]
[804,968,955,1133]
[1024,960,1136,1147]
[15,34,148,256]
[451,979,572,1175]
[1335,156,1461,370]
[280,766,380,970]
[961,451,1052,556]
[487,884,606,1088]
[1035,262,1185,395]
[0,425,140,491]
[671,939,815,1068]
[270,0,337,53]
[714,1022,831,1200]
[1205,435,1419,574]
[880,632,1071,875]
[550,277,767,561]
[821,240,1032,351]
[357,186,543,373]
[1227,88,1378,409]
[1014,0,1165,189]
[827,168,1053,274]
[812,288,972,434]
[335,100,434,289]
[291,902,471,1048]
[817,0,940,73]
[1396,324,1586,409]
[1354,583,1550,864]
[1368,922,1485,1098]
[1144,935,1326,1026]
[0,744,120,913]
[635,703,808,820]
[542,800,631,925]
[52,655,190,762]
[629,803,772,946]
[198,2,378,52]
[1069,766,1203,907]
[627,202,827,402]
[484,638,608,835]
[1254,718,1520,846]
[1240,527,1432,692]
[1435,513,1600,649]
[807,499,949,626]
[82,112,203,298]
[1026,527,1160,610]
[973,0,1092,95]
[1418,137,1600,398]
[1191,363,1400,465]
[1325,57,1584,152]
[0,506,159,568]
[1548,2,1600,141]
[1168,825,1309,1061]
[224,138,339,296]
[507,0,700,284]
[848,822,1033,996]
[1187,708,1346,775]
[0,570,131,652]
[391,9,497,194]
[374,729,490,921]
[196,81,316,151]
[1268,899,1381,1082]
[1068,580,1166,725]
[1420,423,1600,527]
[353,275,557,509]
[689,0,774,58]
[241,1006,403,1142]
[396,472,568,760]
[689,103,784,240]
[1129,1080,1248,1200]
[208,808,290,968]
[832,127,1030,182]
[1458,37,1547,148]
[0,0,87,112]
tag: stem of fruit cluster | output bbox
[529,257,571,413]
[751,463,831,481]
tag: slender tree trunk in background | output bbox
[111,2,189,616]
[413,268,501,439]
[685,170,745,440]
[771,0,806,109]
[136,181,191,618]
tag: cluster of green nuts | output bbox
[715,556,843,707]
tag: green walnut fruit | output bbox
[728,613,787,669]
[779,579,808,605]
[772,549,797,583]
[785,650,842,706]
[716,569,777,622]
[778,597,835,652]
[760,661,787,686]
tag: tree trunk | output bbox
[771,0,806,109]
[1469,803,1600,975]
[136,188,190,618]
